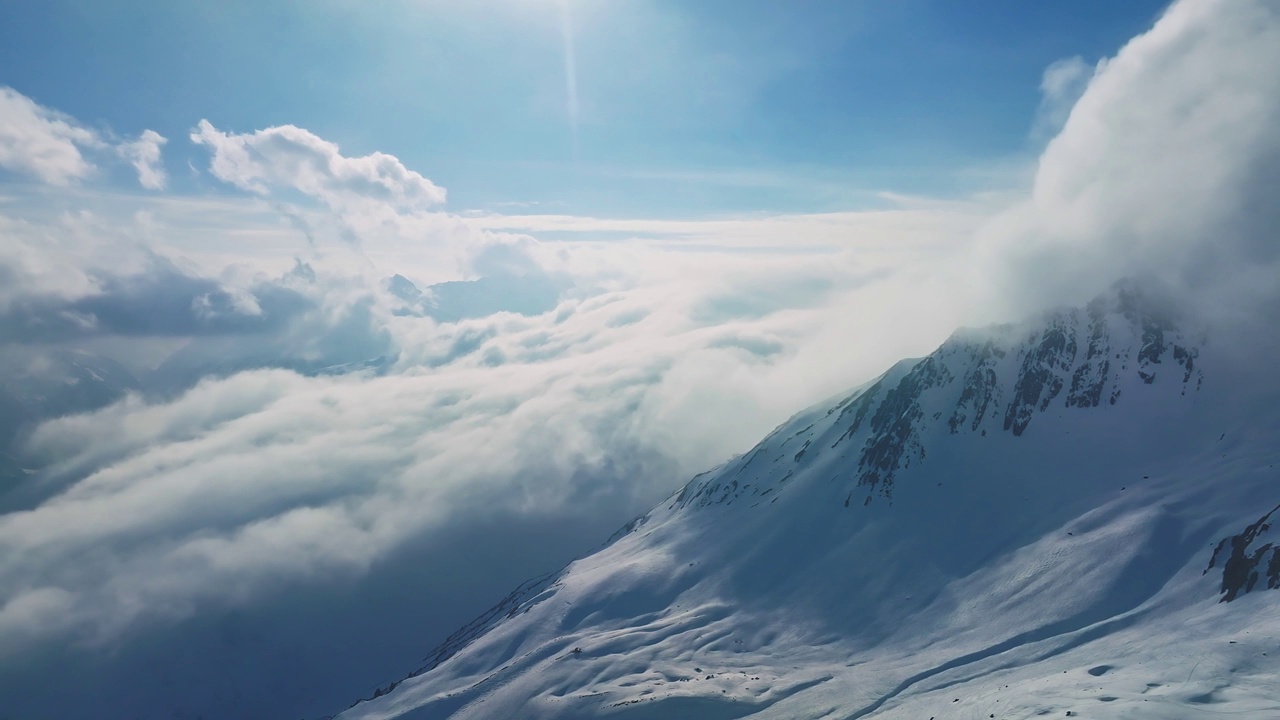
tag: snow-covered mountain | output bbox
[335,281,1280,720]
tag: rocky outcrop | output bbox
[1205,503,1280,602]
[1004,323,1078,436]
[949,342,1005,434]
[1065,306,1111,408]
[670,282,1203,509]
[854,355,951,495]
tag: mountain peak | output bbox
[335,282,1278,720]
[670,281,1204,516]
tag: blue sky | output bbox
[0,0,1165,216]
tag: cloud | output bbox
[0,215,956,661]
[0,92,1019,674]
[0,87,170,191]
[1032,56,1094,140]
[462,199,992,252]
[0,256,308,343]
[3,355,680,646]
[190,120,447,210]
[973,0,1280,321]
[119,130,168,190]
[0,87,100,185]
[0,206,399,408]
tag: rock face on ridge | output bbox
[678,280,1203,510]
[1207,503,1280,602]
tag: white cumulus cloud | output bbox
[0,86,101,185]
[190,120,448,210]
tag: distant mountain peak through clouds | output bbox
[334,278,1280,719]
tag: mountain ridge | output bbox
[334,280,1279,720]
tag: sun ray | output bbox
[558,0,580,160]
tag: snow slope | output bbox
[336,281,1280,720]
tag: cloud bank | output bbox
[976,0,1280,319]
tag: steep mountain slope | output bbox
[337,282,1280,720]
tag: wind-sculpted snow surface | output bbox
[336,284,1280,720]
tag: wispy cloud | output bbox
[1032,56,1094,140]
[118,130,169,190]
[461,200,992,252]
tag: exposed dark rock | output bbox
[949,343,1003,433]
[1173,344,1198,388]
[604,514,648,545]
[1004,324,1078,436]
[854,356,951,496]
[833,385,883,447]
[1205,503,1280,602]
[1137,320,1166,368]
[1066,309,1111,408]
[681,280,1200,509]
